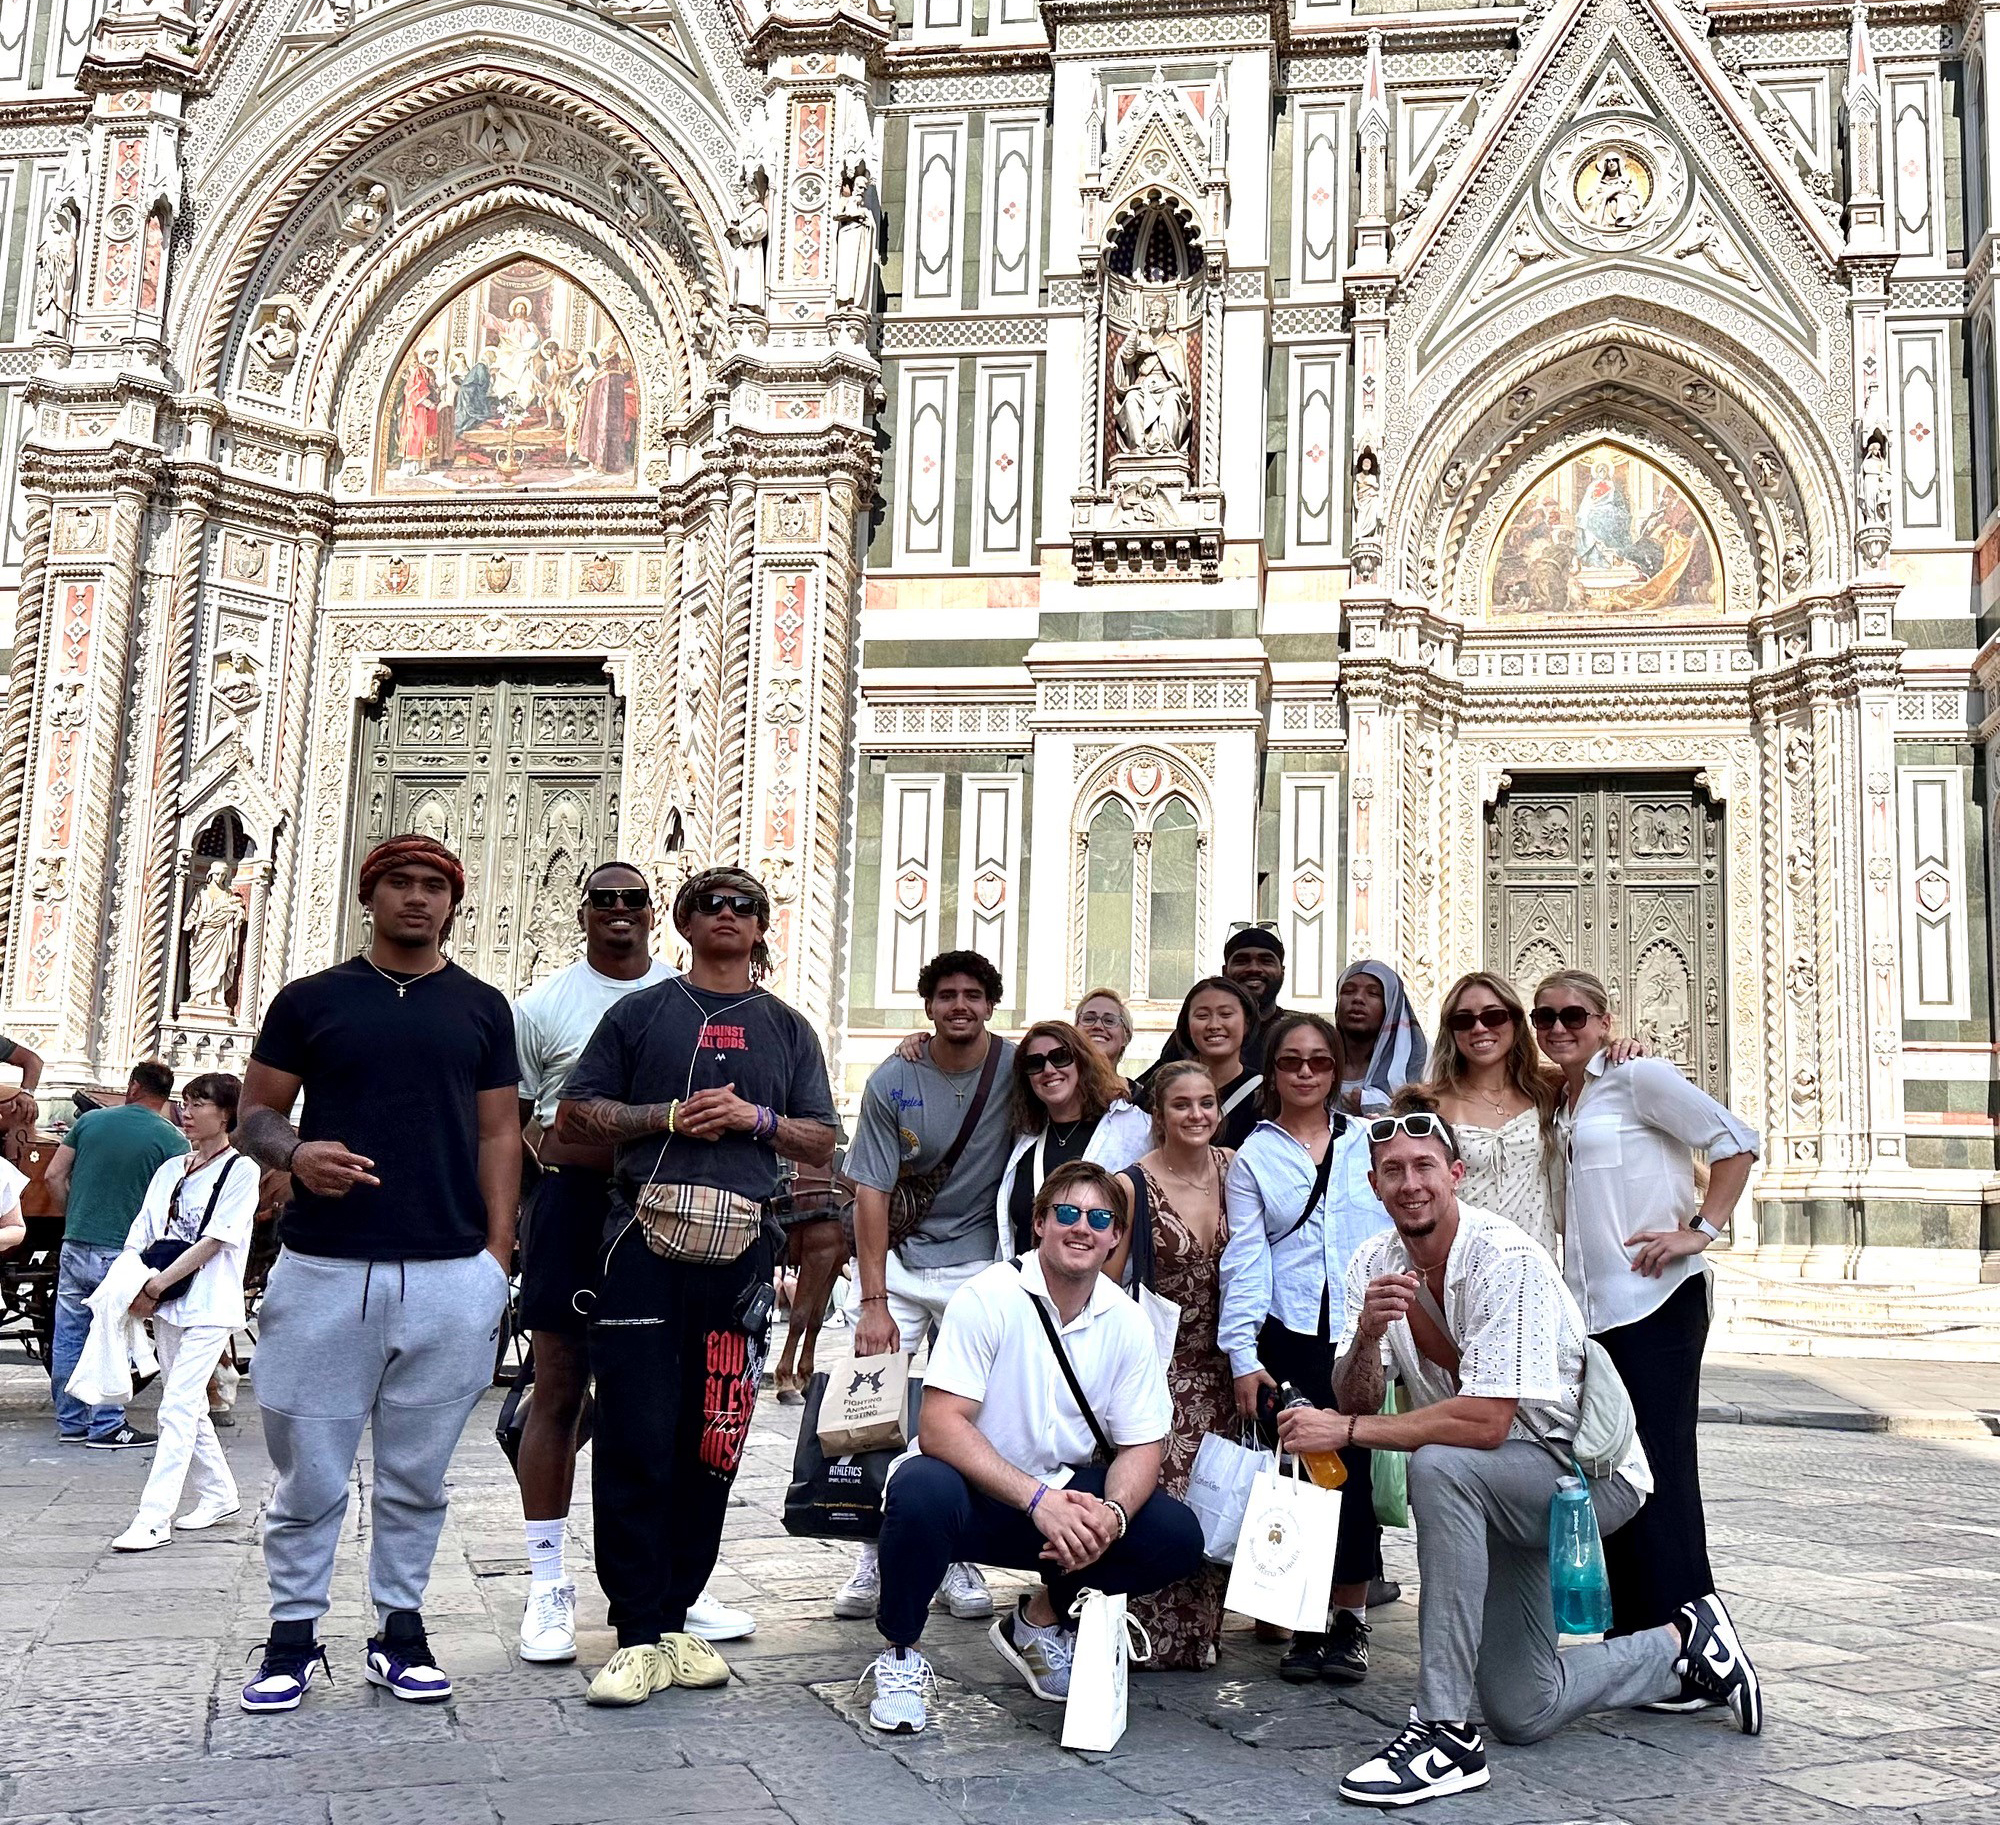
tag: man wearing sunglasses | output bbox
[557,866,838,1707]
[858,1160,1202,1735]
[1280,1088,1759,1807]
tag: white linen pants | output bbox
[133,1319,238,1529]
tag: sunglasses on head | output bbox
[693,891,764,919]
[1447,1005,1515,1033]
[1023,1045,1077,1075]
[1366,1111,1459,1157]
[585,887,650,910]
[1531,1004,1596,1031]
[1050,1203,1117,1232]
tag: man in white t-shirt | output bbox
[510,862,750,1661]
[1278,1088,1761,1809]
[857,1159,1202,1736]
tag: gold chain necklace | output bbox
[364,954,447,999]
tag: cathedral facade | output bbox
[1,0,1997,1346]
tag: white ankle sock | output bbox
[525,1518,566,1586]
[1340,1605,1367,1623]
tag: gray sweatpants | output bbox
[1410,1440,1683,1741]
[253,1247,508,1627]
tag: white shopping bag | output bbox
[1185,1430,1265,1564]
[816,1346,912,1456]
[1135,1284,1182,1368]
[1061,1588,1152,1752]
[1222,1454,1342,1632]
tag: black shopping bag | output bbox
[782,1371,895,1540]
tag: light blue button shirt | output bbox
[1217,1117,1393,1378]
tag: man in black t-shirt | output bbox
[233,834,520,1716]
[558,865,838,1708]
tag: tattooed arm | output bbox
[554,1097,674,1147]
[239,1060,379,1197]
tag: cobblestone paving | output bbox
[3,1378,1999,1824]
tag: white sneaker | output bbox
[686,1591,756,1642]
[987,1599,1074,1701]
[861,1645,935,1734]
[519,1579,577,1663]
[935,1560,994,1620]
[111,1520,171,1553]
[175,1498,243,1531]
[834,1543,881,1619]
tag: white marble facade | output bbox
[1,0,1999,1339]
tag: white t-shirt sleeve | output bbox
[512,997,547,1104]
[206,1154,261,1251]
[1101,1308,1172,1445]
[921,1273,1003,1405]
[1456,1246,1572,1403]
[1335,1240,1376,1357]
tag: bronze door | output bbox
[347,665,625,997]
[1483,775,1725,1095]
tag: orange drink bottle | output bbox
[1278,1382,1347,1489]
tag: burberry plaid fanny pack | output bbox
[633,1180,765,1265]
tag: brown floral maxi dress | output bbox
[1128,1151,1236,1670]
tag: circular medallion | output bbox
[1539,117,1687,253]
[104,203,139,243]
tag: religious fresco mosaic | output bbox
[1487,442,1721,617]
[377,259,638,493]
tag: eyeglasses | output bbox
[1366,1111,1459,1157]
[585,887,650,911]
[1051,1203,1118,1232]
[1447,1006,1515,1034]
[1023,1046,1077,1076]
[1273,1053,1336,1076]
[1530,1004,1596,1031]
[693,891,764,919]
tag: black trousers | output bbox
[1594,1273,1712,1634]
[588,1227,769,1645]
[1257,1317,1382,1597]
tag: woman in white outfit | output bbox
[112,1073,257,1552]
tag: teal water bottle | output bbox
[1549,1474,1613,1636]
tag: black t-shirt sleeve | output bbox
[561,1001,632,1105]
[783,1016,838,1127]
[0,1035,15,1064]
[476,986,521,1092]
[251,981,310,1074]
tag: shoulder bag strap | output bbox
[1121,1164,1155,1294]
[1008,1255,1117,1463]
[194,1153,244,1240]
[1276,1120,1341,1244]
[1219,1073,1263,1117]
[934,1036,1003,1182]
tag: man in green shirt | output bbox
[45,1060,189,1447]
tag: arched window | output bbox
[1148,795,1199,1000]
[1085,799,1136,993]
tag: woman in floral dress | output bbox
[1109,1060,1236,1669]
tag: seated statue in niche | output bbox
[182,862,247,1015]
[1112,292,1191,458]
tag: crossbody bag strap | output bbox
[178,1151,243,1242]
[1009,1256,1116,1463]
[932,1035,1003,1182]
[1409,1277,1463,1380]
[1219,1074,1263,1117]
[1121,1164,1155,1294]
[1276,1120,1341,1244]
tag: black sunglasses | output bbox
[693,891,765,919]
[585,888,650,910]
[1023,1046,1077,1075]
[1531,1004,1596,1031]
[1447,1006,1515,1033]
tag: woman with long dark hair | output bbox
[1217,1012,1392,1687]
[1142,976,1265,1149]
[995,1019,1149,1254]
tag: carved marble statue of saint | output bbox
[250,304,301,369]
[1589,151,1642,229]
[474,101,531,166]
[1111,292,1191,457]
[183,862,246,1013]
[32,205,78,336]
[832,157,875,309]
[729,183,770,311]
[339,180,390,237]
[1857,431,1892,528]
[1352,448,1384,544]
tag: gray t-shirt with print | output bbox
[844,1038,1015,1267]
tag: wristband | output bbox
[667,1100,679,1135]
[1027,1482,1049,1516]
[1103,1498,1129,1538]
[1693,1216,1724,1242]
[859,1294,889,1305]
[1345,1414,1359,1450]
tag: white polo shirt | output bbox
[902,1252,1170,1483]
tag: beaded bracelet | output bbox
[666,1099,680,1134]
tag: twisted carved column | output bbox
[258,527,328,1012]
[713,475,758,860]
[0,494,53,961]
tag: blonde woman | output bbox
[1533,968,1758,1645]
[1074,987,1135,1078]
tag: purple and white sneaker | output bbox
[364,1630,453,1703]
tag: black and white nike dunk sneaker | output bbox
[1340,1714,1490,1807]
[1675,1593,1762,1735]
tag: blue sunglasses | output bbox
[1051,1203,1117,1233]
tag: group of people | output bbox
[16,838,1766,1808]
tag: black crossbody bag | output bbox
[1009,1256,1116,1465]
[141,1154,244,1305]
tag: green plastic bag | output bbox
[1372,1385,1410,1529]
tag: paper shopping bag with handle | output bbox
[815,1347,912,1456]
[1186,1429,1266,1563]
[1061,1588,1152,1752]
[1223,1453,1342,1632]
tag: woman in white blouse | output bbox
[111,1072,258,1553]
[1533,970,1759,1645]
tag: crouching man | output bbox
[1277,1088,1761,1808]
[859,1159,1203,1734]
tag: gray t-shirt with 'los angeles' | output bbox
[844,1039,1015,1268]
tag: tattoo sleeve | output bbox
[237,1105,302,1172]
[773,1116,839,1168]
[1333,1338,1386,1421]
[555,1098,674,1146]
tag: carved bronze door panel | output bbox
[1483,775,1725,1096]
[348,666,625,997]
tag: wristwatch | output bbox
[1691,1215,1724,1242]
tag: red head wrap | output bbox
[358,834,466,906]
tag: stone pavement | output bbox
[1701,1353,2000,1439]
[3,1366,2000,1824]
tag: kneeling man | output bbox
[1278,1088,1760,1808]
[860,1159,1203,1734]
